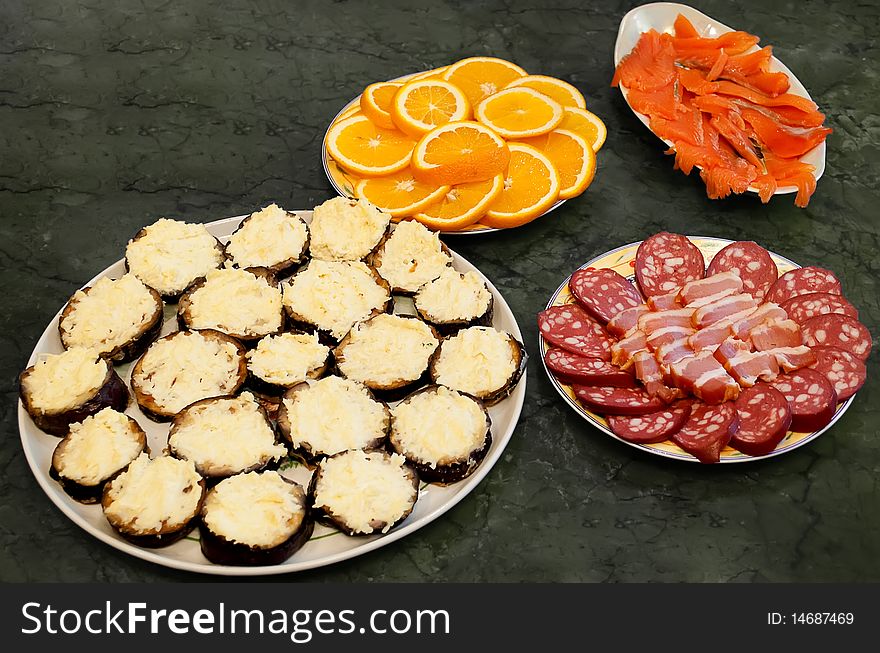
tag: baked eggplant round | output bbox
[413,268,494,335]
[308,197,390,262]
[177,267,284,342]
[276,376,391,465]
[282,260,392,343]
[389,385,492,485]
[130,329,247,422]
[333,313,440,400]
[429,326,527,406]
[50,408,148,503]
[168,392,288,481]
[124,218,225,301]
[198,470,313,566]
[58,274,164,364]
[370,219,453,294]
[225,204,309,277]
[308,449,419,536]
[102,454,206,548]
[19,347,130,436]
[246,332,331,395]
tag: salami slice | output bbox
[766,266,842,304]
[808,346,867,401]
[544,348,636,388]
[731,384,792,456]
[771,368,837,432]
[573,385,666,416]
[671,401,739,464]
[706,241,778,301]
[801,314,872,361]
[607,401,692,444]
[569,268,642,323]
[781,292,858,326]
[537,304,614,360]
[635,232,705,298]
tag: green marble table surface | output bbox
[2,0,878,582]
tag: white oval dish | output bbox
[613,2,826,195]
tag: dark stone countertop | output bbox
[2,0,878,582]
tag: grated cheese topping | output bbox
[247,332,329,386]
[185,268,283,337]
[309,197,390,261]
[432,327,517,397]
[414,268,491,323]
[226,204,308,268]
[54,408,144,486]
[375,220,452,293]
[23,347,108,413]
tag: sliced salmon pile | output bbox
[612,14,832,207]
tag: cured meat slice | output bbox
[638,308,695,334]
[771,368,837,432]
[607,304,649,338]
[767,266,842,304]
[801,314,872,361]
[635,232,705,298]
[750,319,803,351]
[647,290,683,311]
[538,305,614,360]
[632,351,682,402]
[678,272,742,306]
[687,308,756,352]
[646,325,696,350]
[729,302,787,338]
[569,268,643,323]
[714,337,779,387]
[706,241,779,301]
[781,292,858,326]
[610,330,648,369]
[691,293,759,328]
[808,346,867,401]
[766,346,817,373]
[669,351,740,404]
[655,337,694,368]
[573,385,666,416]
[607,401,692,444]
[731,384,792,456]
[672,401,739,463]
[544,348,636,388]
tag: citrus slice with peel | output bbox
[337,103,362,121]
[413,174,503,231]
[442,56,528,106]
[405,66,450,82]
[391,79,471,136]
[325,115,417,177]
[354,170,451,218]
[521,129,596,200]
[411,121,510,185]
[475,87,564,139]
[504,74,587,109]
[359,82,401,130]
[558,107,607,152]
[483,143,561,228]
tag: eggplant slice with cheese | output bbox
[130,329,247,422]
[225,204,309,277]
[308,197,391,262]
[389,385,492,485]
[177,267,284,343]
[429,326,527,406]
[124,218,225,302]
[308,449,419,536]
[333,313,440,400]
[282,260,392,344]
[19,347,130,436]
[102,453,206,548]
[413,268,494,335]
[58,274,164,364]
[246,332,331,396]
[168,392,288,481]
[199,470,313,566]
[276,376,391,466]
[370,219,453,295]
[50,408,148,503]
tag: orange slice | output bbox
[521,129,596,200]
[475,87,564,139]
[390,79,471,136]
[325,115,417,177]
[411,121,510,185]
[413,174,504,231]
[558,107,607,152]
[354,170,451,218]
[336,103,362,121]
[359,82,401,130]
[483,143,560,228]
[405,66,450,82]
[505,74,587,109]
[442,56,528,106]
